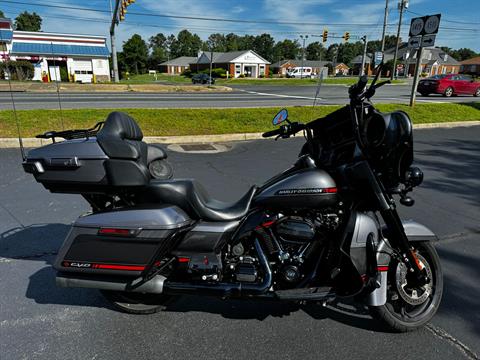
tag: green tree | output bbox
[225,33,239,51]
[149,33,167,69]
[170,30,203,58]
[273,39,301,61]
[206,33,227,52]
[0,10,5,18]
[338,41,363,65]
[123,34,148,74]
[14,11,42,31]
[305,41,326,60]
[237,35,256,51]
[326,44,339,62]
[252,33,275,61]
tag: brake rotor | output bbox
[395,252,433,306]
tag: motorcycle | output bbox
[22,70,442,332]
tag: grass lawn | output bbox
[118,74,406,86]
[0,103,478,138]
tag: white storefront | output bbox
[0,19,110,83]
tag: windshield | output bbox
[428,75,448,80]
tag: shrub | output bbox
[0,60,35,81]
[239,73,245,78]
[181,68,193,78]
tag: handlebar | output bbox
[262,122,306,139]
[262,128,283,138]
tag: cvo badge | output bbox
[62,261,92,268]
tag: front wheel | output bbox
[369,242,443,332]
[443,87,453,97]
[101,290,174,314]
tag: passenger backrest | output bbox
[97,111,150,187]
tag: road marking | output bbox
[239,89,321,101]
[426,324,479,360]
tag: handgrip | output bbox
[262,128,282,138]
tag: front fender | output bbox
[366,220,437,306]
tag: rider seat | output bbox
[142,180,257,222]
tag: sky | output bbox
[1,0,479,52]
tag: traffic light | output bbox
[119,0,134,22]
[343,32,350,42]
[322,29,328,43]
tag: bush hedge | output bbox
[0,60,35,81]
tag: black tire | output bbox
[474,87,480,97]
[420,92,429,97]
[443,87,453,97]
[369,242,443,332]
[101,290,174,314]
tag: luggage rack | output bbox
[36,121,104,142]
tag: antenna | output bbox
[50,42,65,130]
[0,22,25,160]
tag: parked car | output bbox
[286,67,314,78]
[417,74,480,97]
[191,73,215,84]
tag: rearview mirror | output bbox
[272,109,288,126]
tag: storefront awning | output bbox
[0,29,13,42]
[11,42,110,57]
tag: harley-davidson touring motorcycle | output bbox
[22,73,442,332]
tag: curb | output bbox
[1,121,479,148]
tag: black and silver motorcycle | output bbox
[22,72,442,332]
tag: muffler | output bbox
[56,273,166,294]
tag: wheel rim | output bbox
[385,248,439,323]
[445,88,453,96]
[476,88,480,96]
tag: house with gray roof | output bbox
[190,50,270,78]
[159,56,197,75]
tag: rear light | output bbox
[177,257,190,263]
[98,228,138,237]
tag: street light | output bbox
[300,34,308,79]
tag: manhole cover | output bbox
[168,143,231,154]
[180,144,216,151]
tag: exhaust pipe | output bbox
[163,238,272,297]
[56,273,166,294]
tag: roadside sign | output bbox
[409,18,424,36]
[409,14,441,37]
[424,15,441,34]
[408,36,421,49]
[374,51,383,66]
[421,34,436,47]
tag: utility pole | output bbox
[110,0,121,82]
[380,0,389,53]
[391,0,408,80]
[300,34,308,78]
[360,35,368,76]
[209,48,213,85]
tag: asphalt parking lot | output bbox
[1,126,479,360]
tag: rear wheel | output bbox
[474,87,480,97]
[420,92,429,97]
[101,290,174,314]
[443,87,453,97]
[369,242,443,332]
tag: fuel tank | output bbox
[254,168,337,210]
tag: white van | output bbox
[287,67,313,78]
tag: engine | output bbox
[225,211,341,289]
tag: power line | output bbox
[405,9,479,25]
[1,0,477,32]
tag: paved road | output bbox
[1,126,479,359]
[0,84,478,110]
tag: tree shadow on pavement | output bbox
[414,137,480,208]
[0,223,111,309]
[435,244,480,337]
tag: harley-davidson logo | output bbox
[276,188,325,195]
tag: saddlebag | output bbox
[54,205,192,276]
